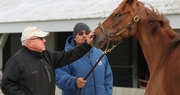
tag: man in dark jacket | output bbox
[1,26,94,95]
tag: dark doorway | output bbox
[55,32,72,51]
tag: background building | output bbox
[0,0,179,89]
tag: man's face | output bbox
[74,30,90,46]
[28,36,46,52]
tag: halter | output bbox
[79,6,145,95]
[98,7,145,53]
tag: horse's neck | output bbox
[135,28,176,75]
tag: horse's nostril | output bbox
[91,34,96,40]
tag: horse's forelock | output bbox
[126,0,136,4]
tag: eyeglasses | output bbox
[29,37,45,41]
[77,31,90,36]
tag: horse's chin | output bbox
[90,42,104,49]
[90,33,108,48]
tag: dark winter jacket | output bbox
[1,42,91,95]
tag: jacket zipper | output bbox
[89,56,97,95]
[45,65,51,82]
[40,59,51,82]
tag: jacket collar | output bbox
[22,46,44,59]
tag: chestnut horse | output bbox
[91,0,180,95]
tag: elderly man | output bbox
[1,26,94,95]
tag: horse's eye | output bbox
[115,13,122,17]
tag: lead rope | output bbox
[78,39,124,95]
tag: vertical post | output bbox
[132,37,138,88]
[0,34,9,70]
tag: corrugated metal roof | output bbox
[0,0,179,23]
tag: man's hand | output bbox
[86,30,95,45]
[76,77,86,88]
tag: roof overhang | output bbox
[0,14,179,33]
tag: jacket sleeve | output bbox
[54,42,91,68]
[55,65,78,91]
[104,55,113,95]
[1,59,26,95]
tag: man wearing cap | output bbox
[55,22,113,95]
[1,26,94,95]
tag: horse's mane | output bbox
[143,4,169,34]
[142,4,180,51]
[170,37,180,51]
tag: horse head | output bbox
[91,0,147,48]
[91,0,180,94]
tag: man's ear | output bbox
[27,40,32,47]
